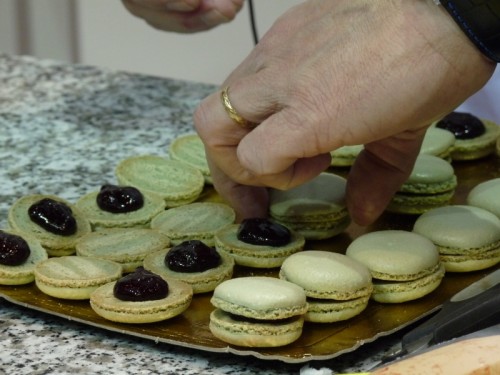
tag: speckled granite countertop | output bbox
[0,54,403,375]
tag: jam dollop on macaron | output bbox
[237,218,291,247]
[96,184,144,213]
[436,111,485,139]
[165,240,221,273]
[28,198,77,236]
[113,267,168,301]
[0,230,31,266]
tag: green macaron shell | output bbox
[115,155,205,207]
[75,228,171,273]
[8,194,92,257]
[466,178,500,219]
[168,133,212,184]
[279,251,372,300]
[211,276,308,320]
[150,202,235,246]
[75,189,166,230]
[345,230,441,281]
[214,224,305,268]
[0,230,49,285]
[420,127,455,160]
[431,119,500,160]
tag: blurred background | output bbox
[0,0,302,85]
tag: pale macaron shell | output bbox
[211,276,307,320]
[151,202,235,246]
[75,228,171,273]
[345,230,440,281]
[168,133,212,184]
[413,205,500,252]
[90,277,193,324]
[115,155,205,207]
[0,230,49,285]
[75,189,166,230]
[34,256,122,300]
[420,127,455,160]
[279,251,372,300]
[466,178,500,218]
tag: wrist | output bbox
[435,0,500,63]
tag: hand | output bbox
[194,0,495,225]
[122,0,245,33]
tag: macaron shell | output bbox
[214,224,305,268]
[209,309,304,347]
[330,145,364,167]
[75,228,171,273]
[142,247,235,294]
[279,251,372,300]
[90,278,193,324]
[420,127,455,160]
[115,155,205,207]
[466,178,500,218]
[0,230,49,285]
[34,256,122,300]
[168,133,212,184]
[75,190,166,230]
[211,276,307,320]
[413,205,500,251]
[150,202,235,246]
[345,230,440,280]
[7,194,92,256]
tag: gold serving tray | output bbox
[1,155,499,363]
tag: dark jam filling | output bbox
[28,198,77,236]
[113,267,168,302]
[237,218,291,247]
[435,111,485,140]
[0,230,31,266]
[165,240,221,273]
[96,184,144,213]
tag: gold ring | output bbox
[221,86,256,129]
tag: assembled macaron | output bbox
[386,154,457,214]
[419,126,456,161]
[209,276,308,347]
[346,230,445,303]
[269,172,350,240]
[168,133,212,184]
[279,251,373,323]
[413,205,500,272]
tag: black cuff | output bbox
[439,0,500,63]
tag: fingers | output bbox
[207,158,269,222]
[122,0,244,32]
[345,131,426,226]
[194,84,332,191]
